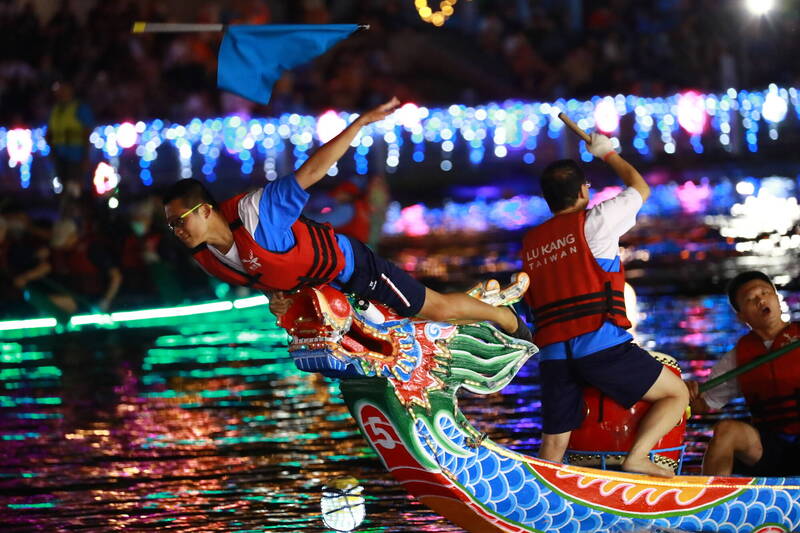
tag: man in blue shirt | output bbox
[163,98,531,341]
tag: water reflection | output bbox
[0,290,791,530]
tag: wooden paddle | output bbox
[557,112,591,143]
[699,338,800,392]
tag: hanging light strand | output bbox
[414,0,458,27]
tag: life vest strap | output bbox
[532,287,624,315]
[536,299,626,324]
[537,303,627,330]
[749,391,800,430]
[298,216,341,286]
[533,281,625,328]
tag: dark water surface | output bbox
[0,292,785,531]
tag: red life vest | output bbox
[736,322,800,434]
[521,210,630,347]
[191,194,345,292]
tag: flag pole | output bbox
[132,22,225,33]
[132,22,370,33]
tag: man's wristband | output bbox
[602,150,617,162]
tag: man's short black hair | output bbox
[162,178,218,209]
[726,270,774,311]
[540,159,587,213]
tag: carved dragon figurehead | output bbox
[277,274,536,413]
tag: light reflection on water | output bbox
[0,292,794,531]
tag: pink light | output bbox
[395,102,421,129]
[316,110,346,143]
[587,186,622,208]
[93,162,119,195]
[676,181,711,214]
[677,91,707,135]
[593,98,619,133]
[7,128,32,166]
[398,204,429,237]
[116,122,138,149]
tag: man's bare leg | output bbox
[417,288,528,339]
[702,419,763,475]
[621,366,689,478]
[539,431,571,463]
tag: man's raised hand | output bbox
[587,132,616,161]
[358,97,401,126]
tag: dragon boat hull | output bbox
[342,377,800,533]
[280,281,800,532]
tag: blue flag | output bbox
[217,24,359,104]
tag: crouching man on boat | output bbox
[521,134,689,478]
[687,271,800,477]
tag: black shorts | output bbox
[734,429,800,477]
[341,237,426,317]
[540,341,664,435]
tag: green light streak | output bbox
[0,366,62,380]
[1,350,51,363]
[155,330,284,347]
[142,388,272,399]
[111,301,234,321]
[68,313,114,328]
[7,503,56,509]
[2,432,41,440]
[233,295,269,308]
[0,396,61,407]
[0,317,57,334]
[0,295,281,337]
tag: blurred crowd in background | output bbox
[2,0,798,126]
[1,0,799,319]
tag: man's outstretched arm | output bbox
[295,97,400,190]
[587,133,650,202]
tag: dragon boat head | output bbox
[277,275,537,409]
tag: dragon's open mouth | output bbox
[288,315,395,359]
[340,319,394,356]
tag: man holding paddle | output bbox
[521,125,689,478]
[688,271,800,476]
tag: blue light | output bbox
[469,149,484,165]
[3,84,800,189]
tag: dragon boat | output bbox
[278,277,800,533]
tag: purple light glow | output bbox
[677,91,707,135]
[594,98,619,133]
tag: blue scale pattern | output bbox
[412,413,800,532]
